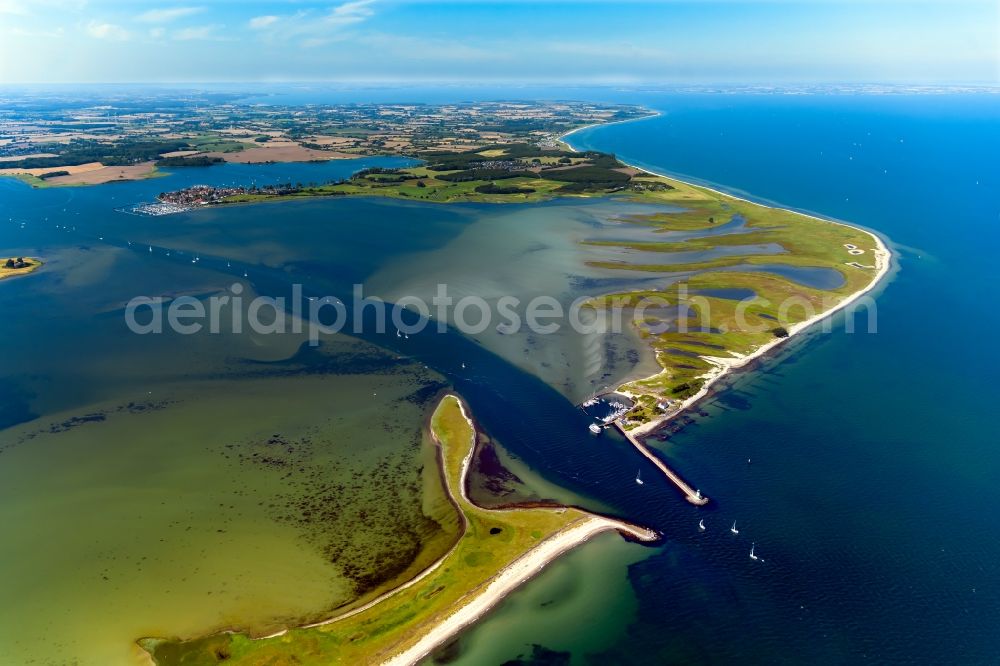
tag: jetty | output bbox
[613,421,709,506]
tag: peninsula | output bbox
[139,394,656,665]
[4,96,893,664]
[0,89,891,435]
[153,135,891,436]
[152,142,656,207]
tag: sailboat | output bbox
[635,470,644,485]
[698,519,706,531]
[750,543,759,561]
[730,521,739,535]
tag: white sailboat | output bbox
[730,521,739,535]
[750,543,759,561]
[635,470,644,485]
[698,519,706,531]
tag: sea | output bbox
[1,88,998,664]
[447,90,1000,665]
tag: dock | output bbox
[613,421,709,506]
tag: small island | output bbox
[0,256,42,281]
[3,98,892,663]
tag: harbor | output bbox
[583,394,709,506]
[118,201,194,216]
[612,420,710,506]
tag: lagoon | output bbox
[2,90,998,664]
[447,91,1000,664]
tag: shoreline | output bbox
[557,117,894,439]
[385,519,649,666]
[140,394,656,665]
[630,229,890,438]
[555,110,663,149]
[382,396,656,665]
[0,257,44,282]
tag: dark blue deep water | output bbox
[2,91,998,664]
[450,93,1000,664]
[560,94,1000,663]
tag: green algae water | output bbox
[3,90,999,665]
[0,161,459,663]
[0,157,675,663]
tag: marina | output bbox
[0,84,995,665]
[119,201,195,216]
[582,392,709,505]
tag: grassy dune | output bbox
[213,147,886,429]
[585,174,886,422]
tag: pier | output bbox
[613,421,710,506]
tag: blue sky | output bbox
[0,0,996,84]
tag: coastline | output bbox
[557,118,894,438]
[382,396,656,665]
[556,110,663,149]
[140,394,656,666]
[384,518,649,666]
[628,229,890,438]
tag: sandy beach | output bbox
[557,118,894,439]
[381,397,657,665]
[383,516,653,666]
[241,396,655,665]
[626,221,891,439]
